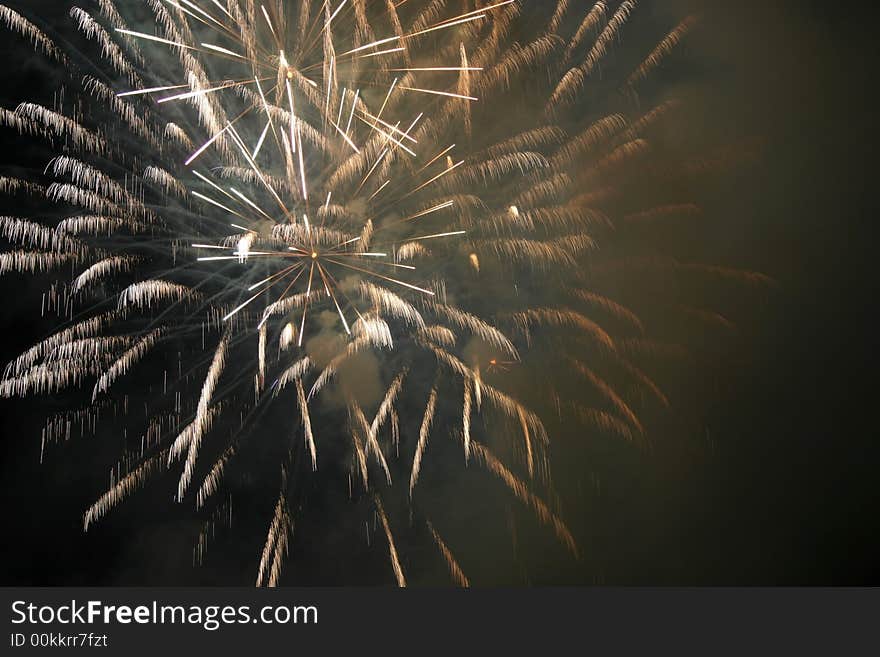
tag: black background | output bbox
[0,0,877,585]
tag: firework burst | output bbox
[0,1,769,585]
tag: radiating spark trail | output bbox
[324,258,435,295]
[398,86,478,101]
[185,123,233,166]
[115,28,196,50]
[0,0,719,587]
[117,84,188,97]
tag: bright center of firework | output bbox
[311,251,318,259]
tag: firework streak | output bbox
[0,1,769,585]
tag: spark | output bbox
[324,0,348,29]
[221,290,263,321]
[184,123,233,166]
[252,121,271,158]
[358,47,406,59]
[191,191,240,217]
[324,258,435,295]
[115,28,195,50]
[417,144,456,172]
[260,5,277,39]
[388,67,483,72]
[407,160,464,196]
[398,86,478,101]
[330,119,360,153]
[357,117,416,157]
[116,84,189,97]
[158,79,260,103]
[409,231,466,241]
[344,89,360,136]
[200,43,246,59]
[403,200,454,222]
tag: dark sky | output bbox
[0,0,877,585]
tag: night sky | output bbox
[0,0,877,585]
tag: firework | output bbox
[0,1,769,585]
